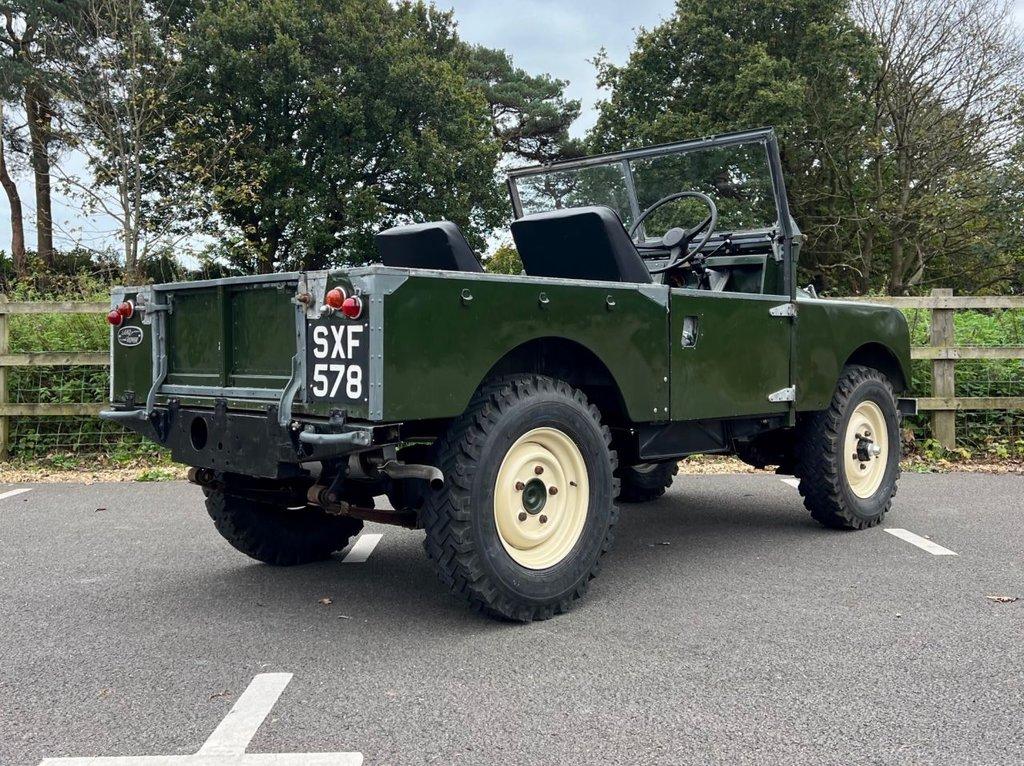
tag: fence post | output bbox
[930,288,956,450]
[0,295,8,461]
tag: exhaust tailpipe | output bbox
[379,460,444,490]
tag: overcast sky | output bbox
[2,0,1023,254]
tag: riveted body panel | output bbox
[371,268,671,422]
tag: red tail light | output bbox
[325,287,346,309]
[341,295,363,319]
[107,309,123,326]
[117,300,134,319]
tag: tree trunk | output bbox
[0,109,27,277]
[24,85,54,267]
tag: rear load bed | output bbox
[105,267,670,478]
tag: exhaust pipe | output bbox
[379,460,444,490]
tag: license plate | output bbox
[306,318,370,405]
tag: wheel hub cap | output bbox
[844,401,889,499]
[521,478,548,515]
[494,427,590,570]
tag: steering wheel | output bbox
[629,191,718,274]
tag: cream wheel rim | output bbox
[493,427,590,569]
[844,401,889,499]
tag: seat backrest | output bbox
[374,221,483,272]
[510,206,651,284]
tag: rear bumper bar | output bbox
[100,404,400,479]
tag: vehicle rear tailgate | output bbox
[164,280,298,393]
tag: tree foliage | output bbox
[168,0,504,272]
[591,0,1024,295]
[467,45,583,164]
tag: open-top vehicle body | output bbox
[104,128,914,620]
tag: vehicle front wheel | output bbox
[796,365,901,529]
[617,461,678,503]
[421,374,619,621]
[205,490,363,565]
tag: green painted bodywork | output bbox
[794,297,912,410]
[669,289,791,421]
[110,267,910,432]
[372,270,670,422]
[106,128,912,473]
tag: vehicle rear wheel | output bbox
[421,374,619,621]
[617,461,678,503]
[205,490,363,565]
[796,365,901,529]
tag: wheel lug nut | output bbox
[859,463,866,470]
[534,466,544,475]
[539,515,548,524]
[518,512,527,522]
[549,486,558,495]
[514,481,524,491]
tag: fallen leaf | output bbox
[209,690,230,700]
[318,597,333,606]
[986,595,1019,604]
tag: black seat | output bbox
[510,206,651,283]
[374,221,483,272]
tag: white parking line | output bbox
[779,477,800,489]
[885,528,958,556]
[0,487,32,501]
[342,533,383,564]
[39,672,363,765]
[197,673,293,756]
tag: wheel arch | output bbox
[480,336,632,427]
[844,342,909,393]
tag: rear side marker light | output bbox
[325,287,347,309]
[117,300,134,319]
[341,295,363,319]
[107,309,123,326]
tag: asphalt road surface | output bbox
[2,472,1022,766]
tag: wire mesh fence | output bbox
[1,302,157,462]
[901,306,1024,456]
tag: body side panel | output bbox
[669,289,792,420]
[794,298,912,411]
[378,271,670,422]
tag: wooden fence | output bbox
[854,288,1024,449]
[0,288,1021,458]
[0,297,108,459]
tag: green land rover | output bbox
[103,128,914,621]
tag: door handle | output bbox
[681,316,698,348]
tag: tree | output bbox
[168,0,504,272]
[590,0,879,292]
[850,0,1024,294]
[48,0,231,281]
[484,241,522,274]
[0,2,82,268]
[590,0,1024,295]
[467,45,583,165]
[0,102,25,274]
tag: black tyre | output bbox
[206,490,363,565]
[796,365,901,529]
[617,461,678,503]
[421,374,619,621]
